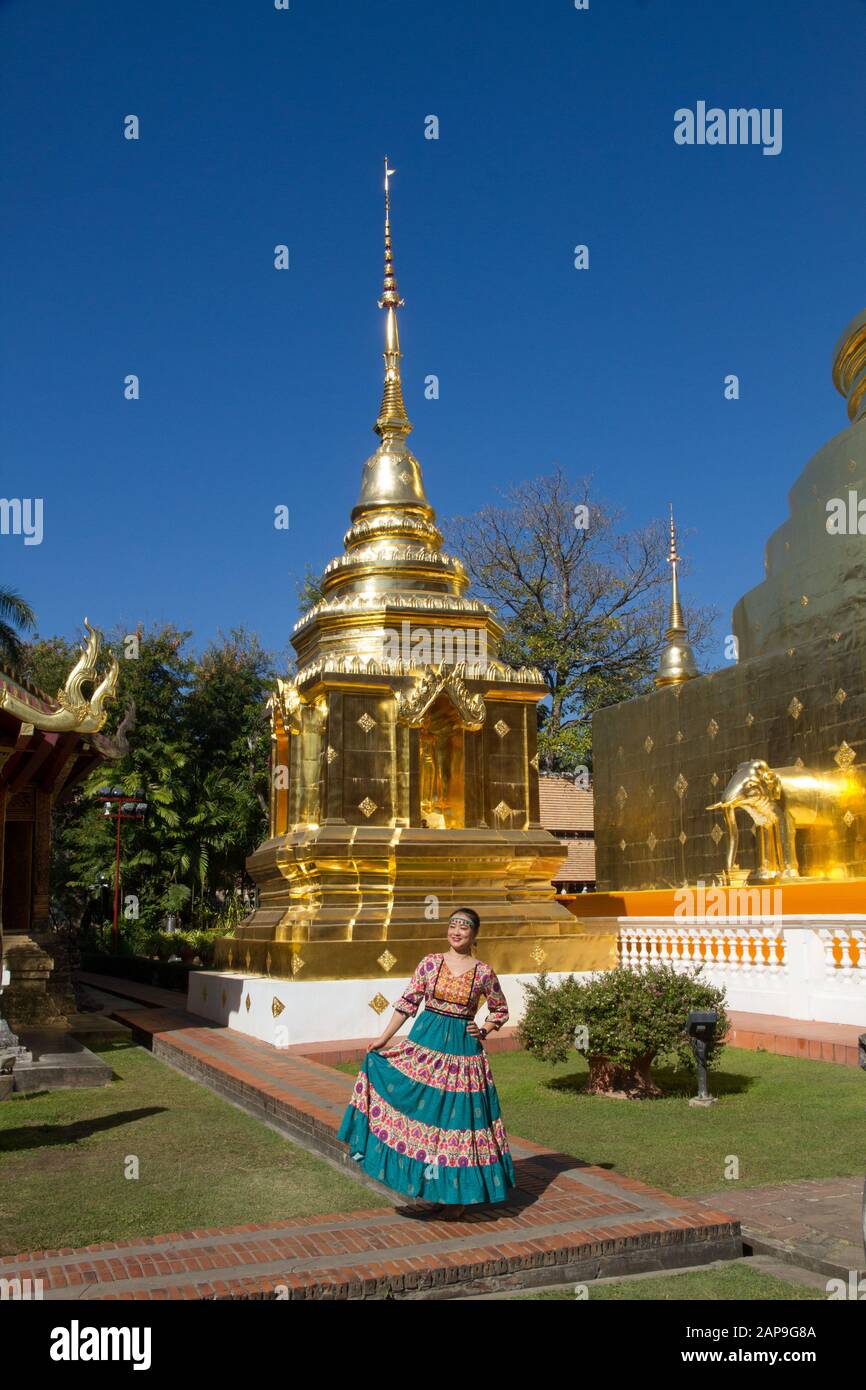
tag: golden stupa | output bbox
[217,162,606,982]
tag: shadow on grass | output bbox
[0,1107,167,1154]
[544,1068,757,1100]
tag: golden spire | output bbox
[374,157,412,439]
[655,506,699,688]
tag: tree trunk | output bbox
[586,1052,661,1099]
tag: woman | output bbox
[337,908,516,1216]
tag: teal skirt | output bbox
[337,1008,516,1205]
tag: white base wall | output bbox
[185,969,586,1048]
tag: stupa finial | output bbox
[655,504,699,688]
[374,157,412,439]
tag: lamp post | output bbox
[687,1010,719,1108]
[94,787,147,951]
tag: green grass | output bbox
[516,1264,825,1300]
[0,1042,386,1257]
[336,1044,866,1194]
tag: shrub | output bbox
[518,965,729,1098]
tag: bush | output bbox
[518,965,729,1098]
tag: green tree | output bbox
[0,584,36,667]
[21,623,278,943]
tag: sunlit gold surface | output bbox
[0,619,118,732]
[221,162,600,980]
[595,306,866,890]
[655,507,698,688]
[707,759,866,883]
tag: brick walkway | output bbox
[701,1176,865,1280]
[727,1013,864,1068]
[1,1005,741,1300]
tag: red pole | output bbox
[112,804,122,951]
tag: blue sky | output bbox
[3,0,865,667]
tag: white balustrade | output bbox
[617,918,866,1026]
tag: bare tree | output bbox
[445,469,714,771]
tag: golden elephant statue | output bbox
[707,758,865,883]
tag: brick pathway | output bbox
[701,1176,865,1280]
[1,1005,740,1300]
[727,1013,864,1068]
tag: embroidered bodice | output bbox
[394,953,509,1025]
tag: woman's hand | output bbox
[466,1022,487,1040]
[367,1036,388,1051]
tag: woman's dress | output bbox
[337,953,516,1205]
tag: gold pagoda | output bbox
[217,162,609,983]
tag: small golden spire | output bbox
[655,505,698,688]
[374,157,412,439]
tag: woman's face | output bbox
[447,915,476,952]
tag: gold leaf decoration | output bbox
[369,993,390,1016]
[377,949,397,973]
[272,996,285,1018]
[835,740,856,769]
